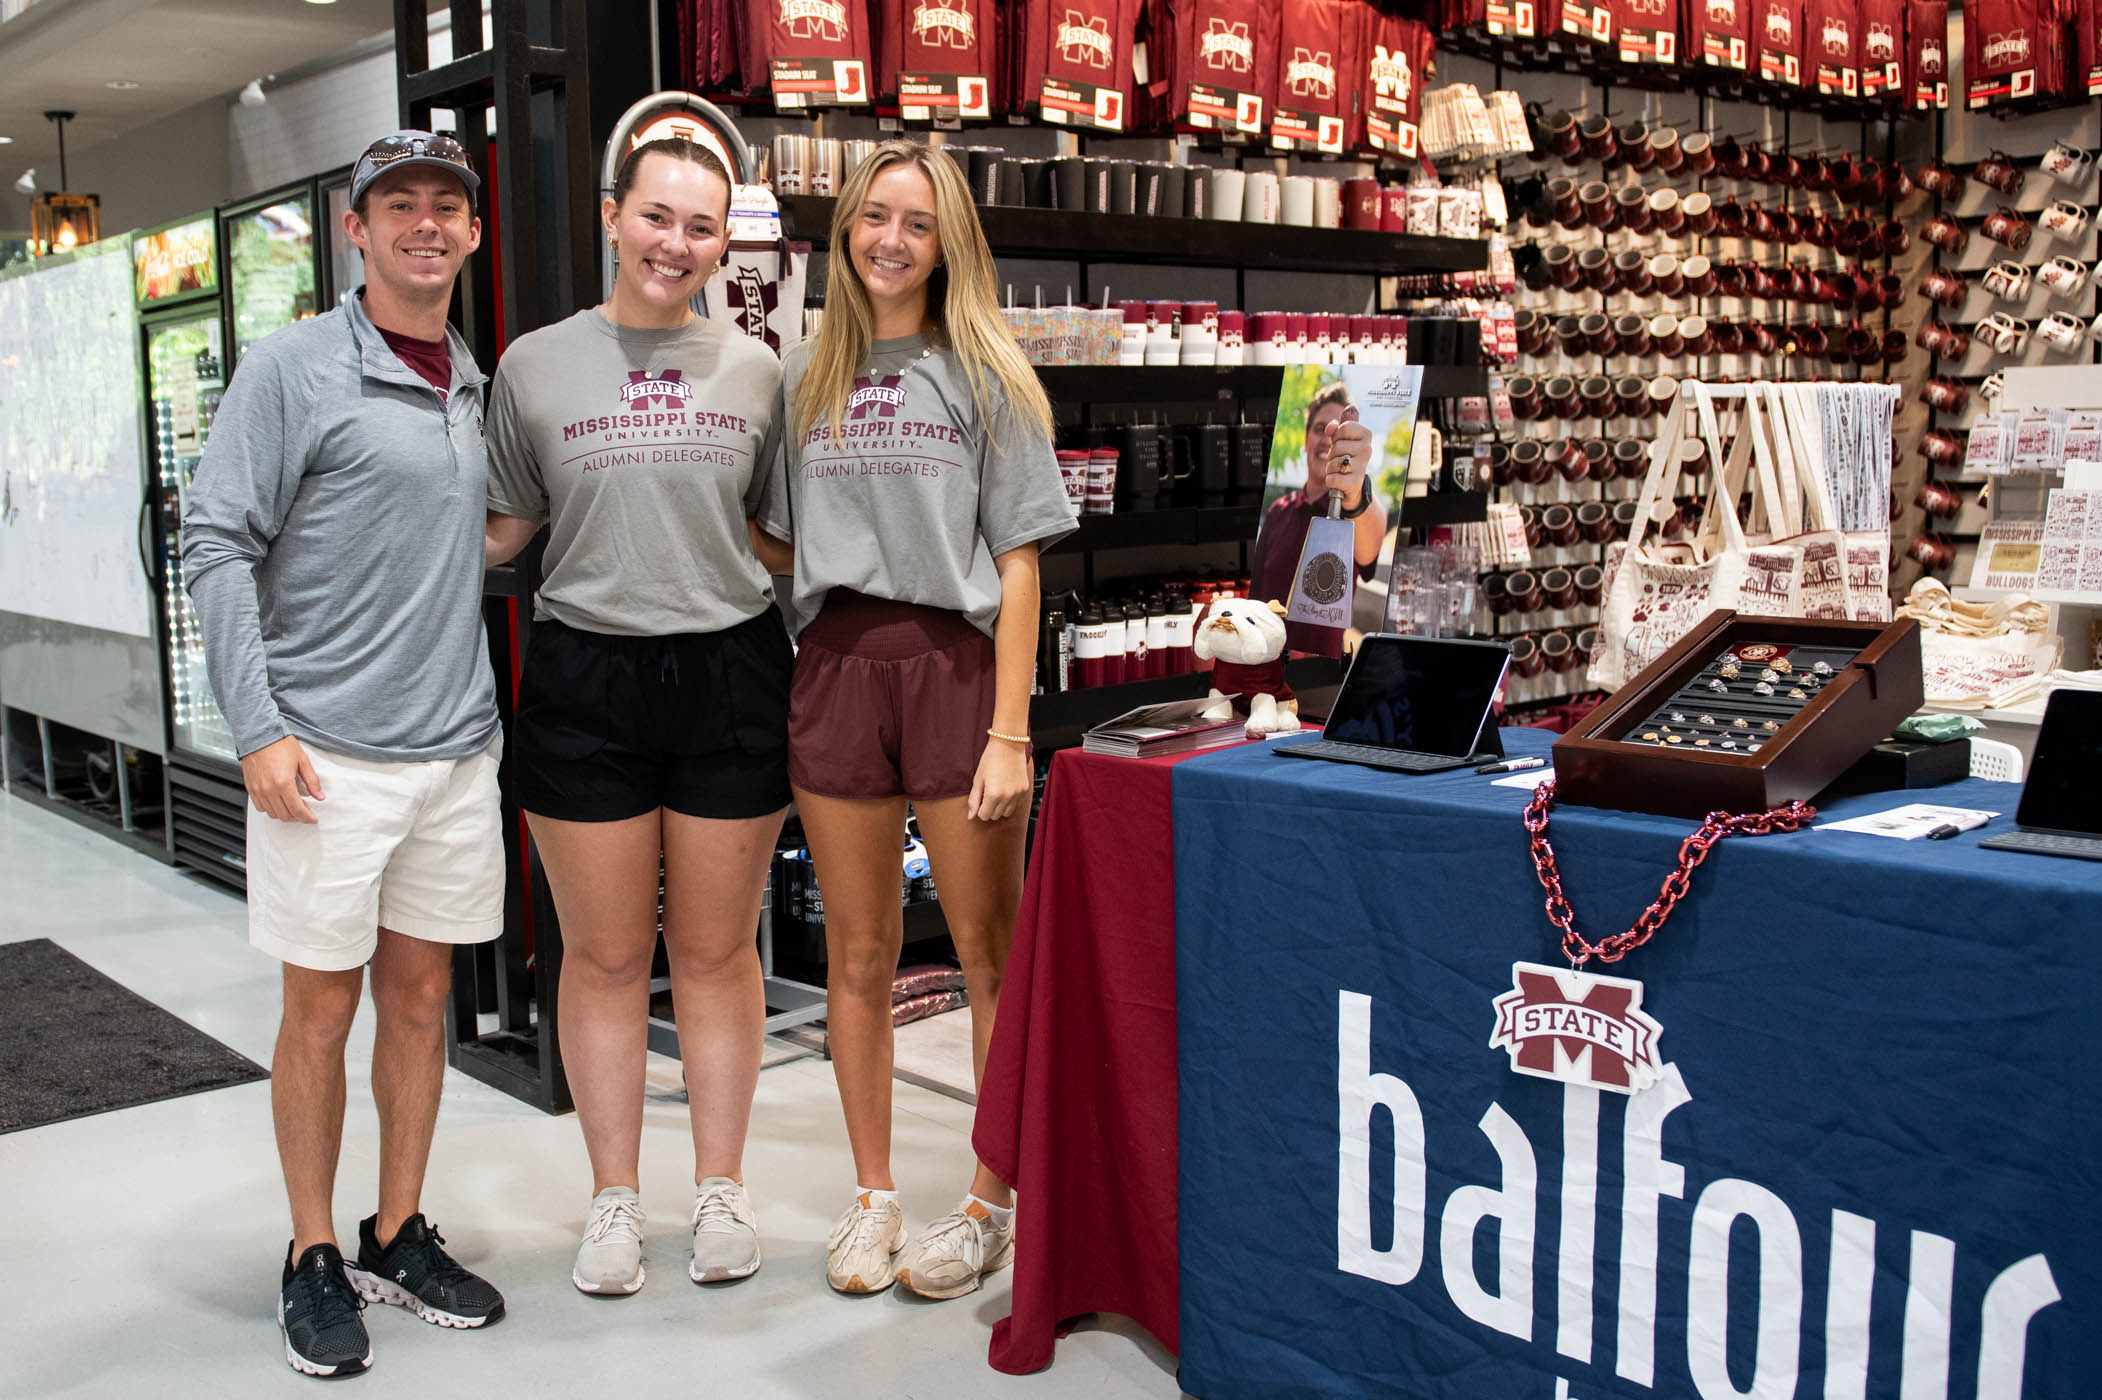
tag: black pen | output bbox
[1923,823,1963,840]
[1478,757,1547,775]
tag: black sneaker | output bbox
[346,1213,505,1329]
[279,1243,372,1379]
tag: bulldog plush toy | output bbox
[1195,596,1301,738]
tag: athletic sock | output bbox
[857,1186,900,1206]
[968,1193,1014,1229]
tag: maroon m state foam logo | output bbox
[848,373,907,421]
[1490,962,1665,1094]
[621,369,691,409]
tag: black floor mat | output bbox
[0,938,268,1134]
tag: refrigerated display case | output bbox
[136,213,246,882]
[221,182,319,366]
[320,167,364,309]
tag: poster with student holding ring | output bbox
[756,138,1076,1301]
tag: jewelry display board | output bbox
[1553,609,1923,815]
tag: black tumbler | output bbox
[1228,422,1268,501]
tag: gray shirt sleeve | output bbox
[754,356,800,544]
[180,349,305,758]
[977,391,1076,558]
[484,361,548,523]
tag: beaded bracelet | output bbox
[987,728,1033,745]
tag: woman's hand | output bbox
[967,737,1033,824]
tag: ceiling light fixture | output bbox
[29,112,99,257]
[0,136,12,145]
[106,80,140,91]
[239,79,267,108]
[14,170,34,195]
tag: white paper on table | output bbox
[1492,768,1556,789]
[1817,803,1999,840]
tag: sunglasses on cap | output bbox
[361,133,473,171]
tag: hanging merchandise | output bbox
[1360,9,1435,158]
[1271,0,1358,154]
[1164,0,1280,137]
[1484,0,1544,39]
[1857,0,1906,97]
[1025,0,1141,131]
[701,187,808,358]
[1558,0,1617,46]
[2082,0,2102,92]
[1964,0,2057,107]
[1690,0,1753,70]
[1813,0,1861,95]
[1618,0,1682,63]
[1911,0,1950,105]
[877,0,998,120]
[740,0,875,107]
[1757,0,1807,86]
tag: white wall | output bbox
[228,46,398,198]
[48,96,231,234]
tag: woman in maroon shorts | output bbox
[756,139,1074,1299]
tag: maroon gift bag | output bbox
[1270,0,1356,154]
[1689,0,1753,68]
[1910,0,1949,104]
[1024,0,1140,131]
[1360,9,1434,158]
[1756,0,1807,84]
[878,0,997,117]
[1812,0,1860,94]
[1171,0,1280,136]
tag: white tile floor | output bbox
[0,790,1184,1399]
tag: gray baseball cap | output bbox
[349,130,481,207]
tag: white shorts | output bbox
[246,737,505,972]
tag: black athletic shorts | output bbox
[508,611,793,822]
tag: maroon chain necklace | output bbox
[1523,779,1817,969]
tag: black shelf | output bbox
[778,196,1487,276]
[1028,656,1345,752]
[1048,505,1262,555]
[1400,493,1491,528]
[1035,364,1489,403]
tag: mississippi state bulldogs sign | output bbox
[1491,963,1666,1094]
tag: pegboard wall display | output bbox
[664,0,2102,737]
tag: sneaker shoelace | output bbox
[917,1209,984,1262]
[691,1186,744,1234]
[293,1256,365,1330]
[585,1197,647,1246]
[398,1223,480,1292]
[838,1200,895,1256]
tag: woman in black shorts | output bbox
[484,138,794,1295]
[757,139,1075,1299]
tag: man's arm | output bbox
[182,350,322,821]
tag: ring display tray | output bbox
[1554,611,1925,818]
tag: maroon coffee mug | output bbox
[1680,132,1716,175]
[1541,566,1578,608]
[1615,437,1651,480]
[1507,568,1545,612]
[1878,219,1911,255]
[1680,254,1716,298]
[1618,122,1654,171]
[1578,373,1616,418]
[1716,200,1749,238]
[1542,629,1582,673]
[1542,504,1582,546]
[1614,315,1652,359]
[1921,213,1967,253]
[1679,314,1714,356]
[1506,375,1544,419]
[1920,427,1966,464]
[1343,177,1383,229]
[1712,319,1746,354]
[1509,633,1545,677]
[1917,159,1966,200]
[1510,439,1550,482]
[1678,437,1712,477]
[1578,311,1617,355]
[1549,175,1584,228]
[1982,206,2032,252]
[1650,252,1685,298]
[1617,186,1654,234]
[1583,435,1614,480]
[1919,265,1968,307]
[1615,250,1653,296]
[1612,499,1640,535]
[1975,150,2024,197]
[1650,127,1685,174]
[1576,503,1612,544]
[1578,114,1617,162]
[1714,260,1749,298]
[1793,321,1830,357]
[1543,243,1581,290]
[1650,313,1685,358]
[1579,247,1617,293]
[1920,377,1970,413]
[1680,190,1716,237]
[1540,110,1581,160]
[1482,570,1514,614]
[1647,374,1681,418]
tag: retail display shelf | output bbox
[1399,492,1490,528]
[1035,363,1489,403]
[1028,656,1345,750]
[776,196,1488,276]
[1048,504,1261,555]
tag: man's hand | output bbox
[241,735,324,823]
[1321,412,1375,508]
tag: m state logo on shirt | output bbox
[1199,18,1255,72]
[1369,43,1414,104]
[780,0,848,42]
[848,373,907,421]
[911,2,975,48]
[1057,10,1115,69]
[1284,47,1337,100]
[621,369,692,410]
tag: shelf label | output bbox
[1038,74,1125,131]
[898,70,990,121]
[1183,80,1265,134]
[1270,105,1344,154]
[770,57,870,108]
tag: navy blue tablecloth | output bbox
[1173,727,2101,1400]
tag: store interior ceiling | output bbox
[0,0,394,176]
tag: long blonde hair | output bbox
[793,139,1055,452]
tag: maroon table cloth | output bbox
[974,745,1203,1374]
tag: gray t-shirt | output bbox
[759,334,1075,636]
[485,308,783,635]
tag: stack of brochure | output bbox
[1082,696,1247,759]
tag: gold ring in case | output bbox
[1719,662,1741,679]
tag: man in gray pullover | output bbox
[183,131,507,1378]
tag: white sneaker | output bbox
[895,1198,1016,1300]
[572,1186,646,1295]
[825,1191,905,1294]
[689,1177,762,1283]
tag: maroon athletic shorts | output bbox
[789,590,996,801]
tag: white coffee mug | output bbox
[2042,200,2091,238]
[2040,311,2087,351]
[1209,167,1247,221]
[2042,255,2093,296]
[2041,141,2095,183]
[1280,175,1316,226]
[1242,170,1280,224]
[1983,259,2032,302]
[1312,177,1343,228]
[1979,313,2030,354]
